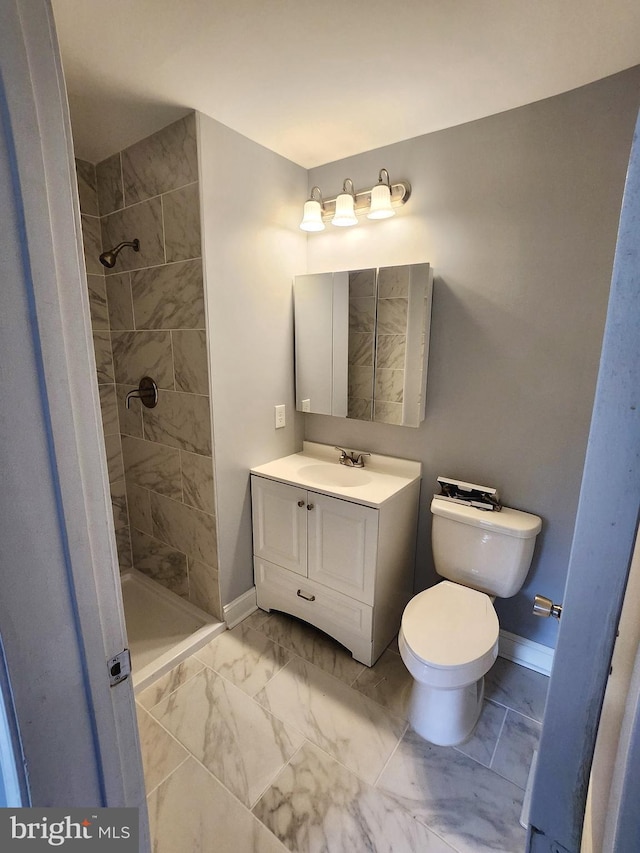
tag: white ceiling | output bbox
[52,0,640,168]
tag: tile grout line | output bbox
[142,753,191,801]
[136,659,205,712]
[487,707,509,769]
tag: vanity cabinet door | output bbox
[307,493,378,605]
[251,476,307,576]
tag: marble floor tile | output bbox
[196,623,290,697]
[253,740,455,853]
[377,728,526,853]
[485,658,549,722]
[135,705,188,794]
[351,648,413,719]
[491,709,542,789]
[150,667,304,807]
[254,656,406,785]
[455,700,507,768]
[242,607,272,631]
[255,610,366,685]
[136,656,204,710]
[148,756,288,853]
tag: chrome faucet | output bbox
[335,446,371,468]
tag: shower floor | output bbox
[121,569,225,693]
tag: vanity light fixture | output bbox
[299,169,410,232]
[300,186,325,232]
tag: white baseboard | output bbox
[223,586,258,629]
[499,629,554,676]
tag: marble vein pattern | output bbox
[137,656,204,711]
[104,433,124,484]
[162,183,201,262]
[255,656,406,785]
[376,334,406,369]
[349,268,376,298]
[348,331,375,366]
[378,265,410,298]
[374,400,403,425]
[81,214,103,276]
[114,527,132,569]
[110,478,128,531]
[122,114,198,206]
[126,482,153,535]
[485,658,549,722]
[87,275,108,330]
[347,397,373,421]
[111,330,174,390]
[351,648,413,719]
[75,159,98,216]
[121,435,182,500]
[375,367,404,403]
[196,624,291,697]
[348,364,374,400]
[101,196,165,271]
[98,384,119,436]
[377,728,526,853]
[253,740,456,853]
[92,331,114,384]
[188,558,221,619]
[147,757,289,853]
[96,152,124,215]
[349,297,376,334]
[491,709,542,789]
[377,297,409,335]
[180,450,215,514]
[117,384,143,438]
[454,700,507,768]
[172,329,209,394]
[136,705,188,794]
[130,528,188,596]
[105,273,134,330]
[131,260,205,330]
[150,492,217,566]
[142,390,212,455]
[257,611,366,685]
[150,667,305,807]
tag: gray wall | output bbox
[304,67,640,647]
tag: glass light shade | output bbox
[300,199,325,232]
[331,192,357,226]
[367,183,395,219]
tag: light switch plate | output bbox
[275,404,286,429]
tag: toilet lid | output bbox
[402,581,499,668]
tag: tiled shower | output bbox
[75,112,221,621]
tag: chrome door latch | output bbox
[108,649,132,687]
[533,594,563,620]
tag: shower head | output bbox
[99,239,140,268]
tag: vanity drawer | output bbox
[255,557,373,652]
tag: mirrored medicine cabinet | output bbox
[294,263,433,427]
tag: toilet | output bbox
[399,491,542,746]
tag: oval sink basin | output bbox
[298,463,373,488]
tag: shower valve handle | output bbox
[126,376,158,409]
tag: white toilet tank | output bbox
[431,497,542,598]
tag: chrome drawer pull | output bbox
[297,589,316,602]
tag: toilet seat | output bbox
[400,581,499,689]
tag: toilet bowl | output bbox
[399,581,499,745]
[399,485,541,746]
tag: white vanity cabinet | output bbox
[250,443,421,666]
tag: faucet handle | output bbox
[352,452,371,467]
[334,446,349,463]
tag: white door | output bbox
[252,476,308,575]
[0,1,148,846]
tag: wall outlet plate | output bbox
[275,404,286,428]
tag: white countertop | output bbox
[250,441,421,507]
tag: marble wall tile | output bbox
[147,757,289,853]
[98,384,119,436]
[349,268,376,298]
[349,297,376,334]
[116,384,143,438]
[347,397,372,421]
[491,709,541,789]
[81,214,103,276]
[75,159,98,216]
[115,526,132,570]
[126,481,153,536]
[131,260,205,330]
[111,330,174,389]
[87,275,109,330]
[122,114,198,205]
[150,667,304,807]
[378,265,410,298]
[137,657,204,711]
[172,330,209,394]
[351,649,413,720]
[181,450,215,514]
[150,492,217,566]
[96,153,123,215]
[163,183,202,263]
[188,558,221,619]
[92,331,114,383]
[196,624,290,697]
[101,196,164,271]
[253,740,456,853]
[110,478,129,531]
[105,273,134,330]
[376,334,406,370]
[136,705,188,794]
[256,611,366,685]
[143,390,212,456]
[455,700,507,768]
[377,297,409,335]
[121,435,182,499]
[254,656,405,784]
[485,659,549,723]
[375,367,404,403]
[377,729,526,853]
[104,433,124,483]
[348,364,374,400]
[130,528,188,596]
[348,332,375,367]
[374,401,403,425]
